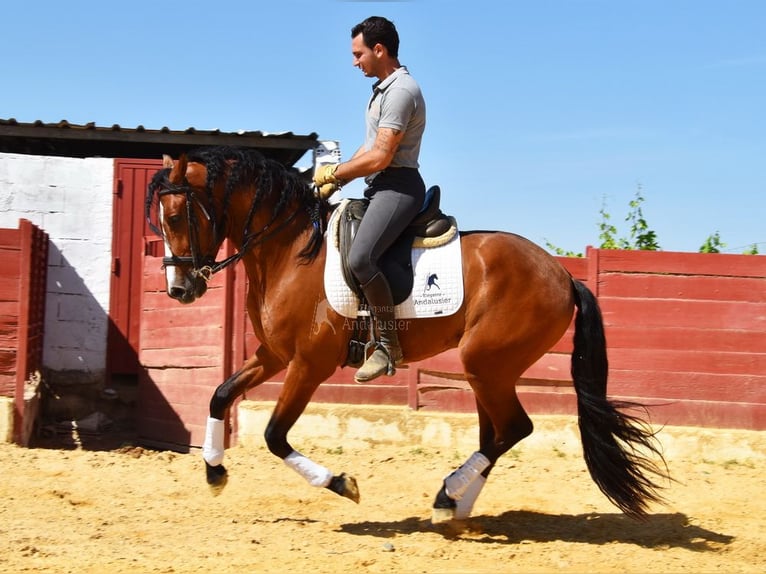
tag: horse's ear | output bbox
[162,154,174,168]
[168,153,188,184]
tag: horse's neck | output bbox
[240,229,325,342]
[235,211,318,289]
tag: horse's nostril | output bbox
[169,286,186,300]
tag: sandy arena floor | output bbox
[0,413,764,574]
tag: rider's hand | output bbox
[313,164,339,187]
[317,181,340,200]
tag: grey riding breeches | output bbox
[347,167,426,285]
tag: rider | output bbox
[314,16,427,383]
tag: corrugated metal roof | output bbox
[0,118,319,167]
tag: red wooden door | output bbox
[108,159,162,376]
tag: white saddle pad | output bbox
[324,204,464,319]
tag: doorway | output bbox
[108,159,162,377]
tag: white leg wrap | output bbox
[444,451,491,501]
[284,451,333,488]
[455,475,487,519]
[202,417,225,466]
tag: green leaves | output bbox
[546,185,759,255]
[699,231,725,254]
[597,185,660,251]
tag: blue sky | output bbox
[3,1,764,254]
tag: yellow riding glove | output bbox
[317,181,340,200]
[313,164,339,187]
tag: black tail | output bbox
[570,279,668,520]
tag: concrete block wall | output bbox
[0,153,113,385]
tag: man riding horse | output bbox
[314,16,426,383]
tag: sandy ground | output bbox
[0,414,764,574]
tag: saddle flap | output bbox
[338,199,368,299]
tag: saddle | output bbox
[338,186,454,304]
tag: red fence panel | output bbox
[0,219,48,445]
[138,242,766,449]
[405,248,766,430]
[593,249,766,429]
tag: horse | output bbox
[146,146,667,522]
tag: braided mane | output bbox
[149,146,328,263]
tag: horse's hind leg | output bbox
[432,368,532,523]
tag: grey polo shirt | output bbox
[365,66,426,175]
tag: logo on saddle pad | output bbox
[409,272,452,311]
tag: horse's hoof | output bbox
[431,507,457,524]
[327,473,360,503]
[431,482,456,523]
[205,461,228,495]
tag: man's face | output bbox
[351,33,378,78]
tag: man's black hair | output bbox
[351,16,399,58]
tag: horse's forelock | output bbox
[146,167,173,236]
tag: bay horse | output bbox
[146,146,667,522]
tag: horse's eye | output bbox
[167,214,183,228]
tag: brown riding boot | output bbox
[355,272,404,383]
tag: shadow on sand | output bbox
[338,510,733,552]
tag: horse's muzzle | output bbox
[167,273,208,304]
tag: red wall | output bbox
[138,246,766,448]
[408,248,766,430]
[290,247,766,430]
[580,248,765,430]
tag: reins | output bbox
[198,205,304,277]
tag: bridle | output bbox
[152,180,220,282]
[148,177,305,282]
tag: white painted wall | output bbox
[0,153,114,384]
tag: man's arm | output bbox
[334,127,404,183]
[349,145,367,160]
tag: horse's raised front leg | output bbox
[263,360,360,504]
[203,345,284,492]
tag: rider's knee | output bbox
[347,249,374,284]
